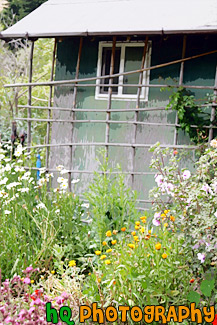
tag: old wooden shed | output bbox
[1,0,217,207]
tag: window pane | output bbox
[123,46,143,95]
[100,47,121,94]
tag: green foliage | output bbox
[84,225,192,318]
[1,0,46,25]
[149,142,217,305]
[165,87,210,144]
[0,37,53,143]
[84,149,140,247]
[0,145,90,278]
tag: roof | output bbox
[1,0,217,39]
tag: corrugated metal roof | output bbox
[1,0,217,39]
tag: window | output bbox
[95,42,151,101]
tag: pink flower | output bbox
[152,212,161,226]
[23,277,31,284]
[155,174,163,187]
[25,266,33,273]
[183,170,191,180]
[201,184,212,195]
[153,219,160,226]
[197,253,206,263]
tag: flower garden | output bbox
[0,141,217,324]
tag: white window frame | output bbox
[95,41,152,101]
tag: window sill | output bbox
[95,94,149,102]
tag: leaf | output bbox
[187,291,200,306]
[200,280,215,297]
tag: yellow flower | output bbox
[128,243,135,249]
[106,249,112,253]
[135,221,140,226]
[155,243,161,250]
[100,255,107,260]
[142,219,146,223]
[161,213,166,218]
[95,250,101,255]
[140,227,145,233]
[97,278,101,283]
[164,210,169,214]
[147,254,150,257]
[121,227,126,232]
[148,230,152,234]
[102,241,107,246]
[30,280,34,284]
[135,225,140,230]
[164,223,168,228]
[105,259,111,265]
[111,240,117,245]
[88,272,91,276]
[170,216,175,222]
[113,230,118,235]
[140,216,146,220]
[68,260,76,267]
[131,231,136,236]
[41,276,44,280]
[162,253,168,259]
[51,270,55,274]
[133,236,139,242]
[106,230,112,237]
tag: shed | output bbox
[1,0,217,207]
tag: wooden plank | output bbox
[173,35,187,145]
[16,117,217,129]
[68,37,83,191]
[105,36,116,158]
[132,36,149,187]
[24,142,199,149]
[46,38,57,170]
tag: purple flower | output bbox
[183,170,191,180]
[197,253,206,263]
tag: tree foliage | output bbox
[2,0,47,26]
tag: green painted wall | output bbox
[50,34,217,205]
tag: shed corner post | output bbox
[27,40,35,153]
[208,65,217,143]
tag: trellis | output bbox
[4,35,217,205]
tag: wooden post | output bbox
[173,35,187,145]
[27,41,34,152]
[105,36,116,158]
[46,39,57,171]
[68,37,83,191]
[208,65,217,142]
[132,36,149,187]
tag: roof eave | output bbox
[1,28,217,40]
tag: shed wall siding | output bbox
[50,35,217,204]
